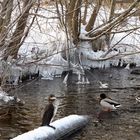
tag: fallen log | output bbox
[11,114,89,140]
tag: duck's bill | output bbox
[115,104,122,108]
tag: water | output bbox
[0,68,140,140]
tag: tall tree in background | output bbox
[65,0,82,46]
[54,0,140,64]
[0,0,140,61]
[85,0,102,32]
[0,0,39,60]
[106,0,116,47]
[4,0,37,59]
[0,0,14,53]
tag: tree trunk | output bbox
[4,0,34,59]
[72,0,81,44]
[106,0,116,47]
[85,0,102,32]
[86,0,140,39]
[66,0,76,36]
[82,0,88,25]
[0,0,9,31]
[0,0,14,48]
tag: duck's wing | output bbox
[100,99,116,110]
[103,98,121,107]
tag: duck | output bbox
[99,81,108,88]
[41,94,58,129]
[99,93,121,112]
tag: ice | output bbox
[63,73,69,85]
[1,4,140,85]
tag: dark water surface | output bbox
[0,68,140,140]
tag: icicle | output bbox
[124,63,130,70]
[63,73,69,85]
[82,75,85,83]
[101,61,104,69]
[13,77,19,85]
[78,73,81,82]
[41,71,53,80]
[76,73,82,85]
[120,60,124,67]
[101,62,103,69]
[85,77,90,84]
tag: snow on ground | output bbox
[0,87,23,105]
[0,87,14,103]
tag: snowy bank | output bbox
[0,87,22,105]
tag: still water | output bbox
[0,68,140,140]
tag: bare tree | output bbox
[72,0,81,45]
[4,0,36,59]
[82,0,88,25]
[85,0,103,32]
[106,0,116,47]
[0,0,14,50]
[0,0,140,72]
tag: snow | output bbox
[99,81,108,88]
[0,87,24,106]
[78,5,140,68]
[0,87,15,103]
[1,4,140,84]
[39,53,69,79]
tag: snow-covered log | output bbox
[11,115,89,140]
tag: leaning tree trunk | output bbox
[0,0,14,49]
[72,0,81,45]
[66,0,76,37]
[85,0,140,39]
[85,0,102,32]
[82,0,88,25]
[106,0,116,48]
[4,0,35,60]
[65,0,82,45]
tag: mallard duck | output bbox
[99,93,121,111]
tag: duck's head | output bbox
[48,94,56,102]
[100,93,107,100]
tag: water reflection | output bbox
[0,68,140,140]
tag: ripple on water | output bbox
[0,68,140,140]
